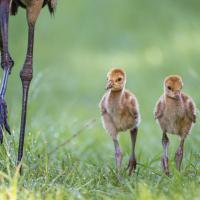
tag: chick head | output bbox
[164,75,183,99]
[106,68,126,91]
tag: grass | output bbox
[0,0,200,199]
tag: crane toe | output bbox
[0,97,11,143]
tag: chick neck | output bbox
[164,92,183,105]
[109,87,124,99]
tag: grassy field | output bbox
[0,0,200,199]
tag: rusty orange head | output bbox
[164,75,183,99]
[106,68,126,91]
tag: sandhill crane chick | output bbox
[154,75,196,175]
[99,68,141,175]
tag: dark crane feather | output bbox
[10,0,57,15]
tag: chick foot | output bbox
[161,156,169,176]
[0,97,11,143]
[127,156,137,175]
[115,147,122,173]
[175,146,183,171]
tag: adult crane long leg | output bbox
[0,0,14,143]
[17,0,44,165]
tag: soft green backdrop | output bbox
[0,0,200,199]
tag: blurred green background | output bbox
[1,0,200,199]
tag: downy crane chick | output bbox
[154,75,196,175]
[99,68,141,175]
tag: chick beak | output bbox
[174,90,181,99]
[106,80,114,90]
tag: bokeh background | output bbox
[1,0,200,199]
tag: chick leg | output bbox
[101,112,121,172]
[113,137,122,173]
[175,138,184,171]
[161,132,169,176]
[127,127,137,175]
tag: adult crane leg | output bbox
[17,0,44,167]
[0,0,14,143]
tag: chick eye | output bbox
[167,86,172,90]
[117,77,122,82]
